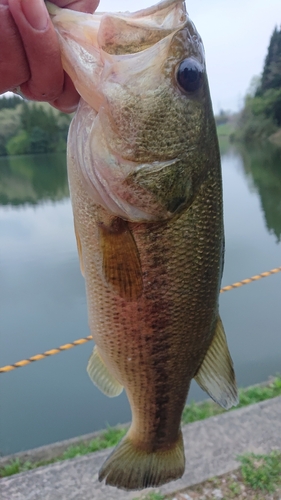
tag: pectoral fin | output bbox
[195,316,238,409]
[87,346,123,397]
[99,218,143,301]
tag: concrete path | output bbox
[1,397,281,500]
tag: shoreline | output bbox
[1,396,280,500]
[1,376,279,471]
[0,425,128,469]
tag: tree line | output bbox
[1,25,280,154]
[235,26,281,143]
[0,97,72,156]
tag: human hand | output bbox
[0,0,100,112]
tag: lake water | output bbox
[0,143,280,456]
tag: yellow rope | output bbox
[0,337,92,373]
[1,266,280,374]
[220,266,281,293]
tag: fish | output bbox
[47,0,238,491]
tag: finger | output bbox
[8,0,64,102]
[50,73,80,113]
[0,0,30,94]
[54,1,100,13]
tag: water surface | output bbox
[0,145,280,455]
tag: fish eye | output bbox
[176,58,203,93]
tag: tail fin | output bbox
[99,430,185,490]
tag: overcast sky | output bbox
[97,0,280,113]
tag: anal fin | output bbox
[194,315,238,409]
[87,346,123,397]
[99,217,143,301]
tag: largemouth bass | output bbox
[47,0,238,490]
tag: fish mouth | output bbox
[47,0,205,223]
[46,0,188,112]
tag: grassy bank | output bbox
[1,376,280,479]
[182,375,281,425]
[216,122,237,155]
[216,122,237,138]
[137,451,281,499]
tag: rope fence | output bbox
[220,266,281,293]
[1,265,280,374]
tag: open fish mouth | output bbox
[46,0,205,222]
[46,0,199,113]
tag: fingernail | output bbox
[21,0,48,31]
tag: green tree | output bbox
[0,106,22,154]
[29,126,49,154]
[235,26,281,143]
[6,130,30,155]
[259,26,281,94]
[0,97,72,155]
[0,136,7,156]
[0,95,22,110]
[20,101,61,152]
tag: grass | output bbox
[216,122,236,137]
[0,459,34,477]
[0,427,127,478]
[182,375,281,425]
[1,376,280,479]
[216,123,237,155]
[159,452,281,500]
[135,494,165,500]
[136,452,281,499]
[239,451,281,492]
[59,426,127,460]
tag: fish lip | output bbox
[94,0,186,19]
[127,0,187,19]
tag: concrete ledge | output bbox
[1,379,275,468]
[1,397,280,500]
[0,425,128,468]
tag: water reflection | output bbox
[0,146,280,455]
[1,146,281,245]
[0,153,69,206]
[239,144,281,242]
